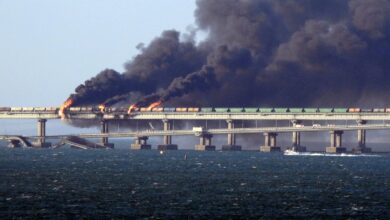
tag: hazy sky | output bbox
[0,0,197,106]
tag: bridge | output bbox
[3,110,390,121]
[2,108,390,153]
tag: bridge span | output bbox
[3,111,390,121]
[1,108,390,153]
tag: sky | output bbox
[0,0,197,106]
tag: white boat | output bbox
[283,149,300,156]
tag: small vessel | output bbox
[283,149,300,156]
[184,153,187,160]
[159,150,164,155]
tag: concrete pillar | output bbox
[326,130,346,153]
[99,120,114,148]
[353,120,371,153]
[222,120,242,151]
[290,120,306,152]
[195,133,215,151]
[35,119,51,147]
[158,119,178,150]
[162,119,172,145]
[260,132,281,152]
[131,136,151,150]
[227,120,235,145]
[335,131,342,147]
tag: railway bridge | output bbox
[2,108,390,153]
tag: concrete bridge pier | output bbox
[290,120,306,152]
[99,120,114,148]
[222,120,242,151]
[158,119,178,150]
[353,120,371,153]
[131,136,151,150]
[260,132,281,152]
[326,130,346,153]
[195,133,216,151]
[34,119,51,148]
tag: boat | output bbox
[283,149,300,156]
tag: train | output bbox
[2,107,390,113]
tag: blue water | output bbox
[0,147,390,219]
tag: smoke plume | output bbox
[66,0,390,108]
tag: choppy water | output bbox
[0,146,390,219]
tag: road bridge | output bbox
[2,108,390,153]
[1,124,390,153]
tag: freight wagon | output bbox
[229,108,244,113]
[304,108,318,113]
[0,107,11,112]
[188,107,200,112]
[289,108,304,113]
[244,108,258,113]
[175,108,188,112]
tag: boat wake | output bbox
[283,149,380,157]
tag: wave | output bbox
[284,151,381,157]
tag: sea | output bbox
[0,141,390,219]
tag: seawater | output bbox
[0,145,390,219]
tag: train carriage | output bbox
[214,108,229,113]
[347,108,360,113]
[163,107,176,112]
[188,107,200,112]
[201,107,214,112]
[45,107,58,113]
[152,107,164,112]
[176,107,188,112]
[361,108,373,113]
[273,108,288,113]
[10,107,23,111]
[0,107,11,112]
[69,107,81,112]
[244,108,258,113]
[318,108,333,113]
[289,108,304,113]
[333,108,348,113]
[373,108,385,113]
[22,107,34,111]
[304,108,318,113]
[229,108,244,113]
[258,108,273,113]
[140,107,150,112]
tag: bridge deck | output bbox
[2,111,390,121]
[6,124,389,139]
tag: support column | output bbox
[158,119,178,150]
[326,130,346,153]
[260,132,281,152]
[290,120,306,152]
[35,119,51,148]
[195,133,215,151]
[222,120,242,151]
[99,120,114,148]
[131,136,151,150]
[353,120,371,153]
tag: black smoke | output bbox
[67,0,390,108]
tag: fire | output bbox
[127,104,137,114]
[98,104,105,113]
[146,101,162,111]
[59,99,73,119]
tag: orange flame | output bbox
[147,101,162,111]
[127,104,137,114]
[59,99,73,119]
[98,104,105,113]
